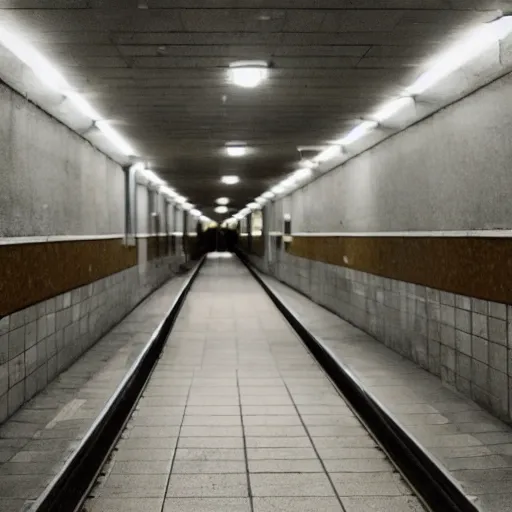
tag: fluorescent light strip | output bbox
[305,16,512,169]
[95,121,134,156]
[314,145,342,163]
[407,17,512,96]
[0,26,135,156]
[67,92,101,121]
[143,169,165,185]
[372,97,414,123]
[336,120,378,146]
[0,27,68,91]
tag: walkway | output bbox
[84,255,424,512]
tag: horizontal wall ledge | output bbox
[0,234,125,246]
[288,235,512,305]
[292,230,512,238]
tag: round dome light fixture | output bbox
[216,197,230,205]
[214,205,229,214]
[229,60,268,88]
[221,175,240,185]
[225,141,247,157]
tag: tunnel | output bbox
[0,2,512,512]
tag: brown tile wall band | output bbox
[287,235,512,305]
[0,238,137,317]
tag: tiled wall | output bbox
[250,252,511,423]
[0,254,183,423]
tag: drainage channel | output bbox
[237,251,479,512]
[29,256,206,512]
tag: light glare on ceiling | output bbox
[221,175,240,185]
[216,197,230,205]
[215,205,229,214]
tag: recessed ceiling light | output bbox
[229,60,268,88]
[225,142,247,157]
[214,206,229,214]
[221,175,240,185]
[216,197,230,205]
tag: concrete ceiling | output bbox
[0,0,510,218]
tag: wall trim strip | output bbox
[291,230,512,238]
[0,234,125,246]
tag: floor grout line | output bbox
[159,365,195,511]
[281,381,348,512]
[236,369,255,512]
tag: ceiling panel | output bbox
[0,1,507,210]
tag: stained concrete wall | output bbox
[287,71,512,234]
[0,82,124,238]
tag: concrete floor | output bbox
[84,254,424,512]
